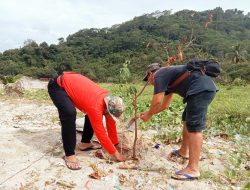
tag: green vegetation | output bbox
[23,89,50,101]
[19,83,249,139]
[0,7,248,186]
[102,83,250,138]
[208,85,250,137]
[0,7,249,187]
[0,7,250,83]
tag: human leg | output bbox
[178,121,189,157]
[48,78,80,169]
[81,115,94,143]
[172,91,215,180]
[78,115,101,150]
[168,111,189,160]
[187,131,203,171]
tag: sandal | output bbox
[168,150,188,161]
[171,171,199,181]
[63,156,82,170]
[78,143,102,151]
[168,150,205,161]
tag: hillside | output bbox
[0,7,250,82]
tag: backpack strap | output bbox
[169,71,190,89]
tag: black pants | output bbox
[48,77,94,156]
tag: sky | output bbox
[0,0,249,52]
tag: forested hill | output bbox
[1,7,250,82]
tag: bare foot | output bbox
[63,155,81,170]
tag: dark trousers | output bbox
[48,78,94,156]
[182,91,216,132]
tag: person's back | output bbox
[58,72,108,113]
[154,65,217,100]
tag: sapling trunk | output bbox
[131,81,148,159]
[132,93,138,159]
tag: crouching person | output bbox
[48,72,127,170]
[139,62,217,180]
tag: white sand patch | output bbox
[17,76,48,90]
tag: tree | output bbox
[231,44,247,63]
[58,37,65,44]
[23,39,38,48]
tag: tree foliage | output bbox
[0,7,250,82]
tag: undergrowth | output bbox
[3,83,248,139]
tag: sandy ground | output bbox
[0,78,239,190]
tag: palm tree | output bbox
[231,44,247,64]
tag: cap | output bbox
[104,94,125,121]
[143,63,161,81]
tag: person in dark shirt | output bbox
[139,62,217,180]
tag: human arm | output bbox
[140,93,173,122]
[105,114,118,145]
[155,93,173,113]
[105,114,128,161]
[88,109,126,161]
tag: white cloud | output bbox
[0,0,249,52]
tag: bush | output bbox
[0,75,15,84]
[221,62,250,82]
[232,78,247,86]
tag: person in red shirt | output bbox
[48,72,127,170]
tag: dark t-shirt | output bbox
[154,65,217,99]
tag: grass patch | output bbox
[208,84,250,137]
[23,89,50,101]
[5,83,249,140]
[200,169,218,181]
[101,83,250,138]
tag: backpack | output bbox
[187,59,221,77]
[169,59,220,89]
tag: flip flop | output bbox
[63,156,82,170]
[78,144,102,151]
[171,171,199,181]
[168,150,188,160]
[168,150,205,161]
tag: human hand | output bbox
[139,111,152,122]
[113,150,127,162]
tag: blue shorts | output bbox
[182,91,216,132]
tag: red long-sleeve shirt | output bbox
[57,72,118,154]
